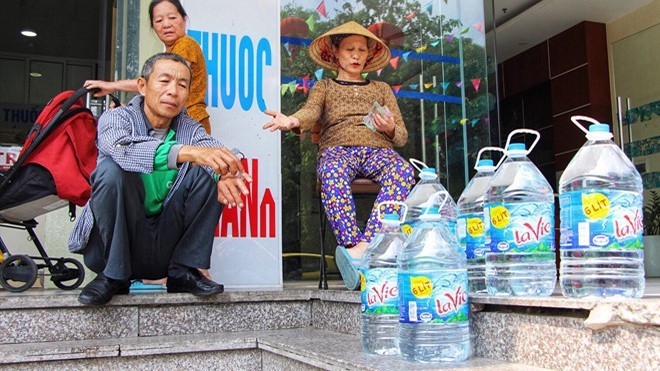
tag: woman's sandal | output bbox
[335,245,362,290]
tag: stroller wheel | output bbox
[0,255,38,292]
[51,258,85,290]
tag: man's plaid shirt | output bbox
[68,95,225,253]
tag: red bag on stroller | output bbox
[0,87,98,220]
[0,86,106,292]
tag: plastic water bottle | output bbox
[403,159,457,236]
[361,204,407,355]
[559,116,645,298]
[398,191,470,362]
[457,147,504,295]
[484,129,556,296]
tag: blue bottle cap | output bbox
[477,159,494,167]
[421,167,436,174]
[589,123,610,133]
[383,213,399,221]
[507,143,526,151]
[421,206,440,215]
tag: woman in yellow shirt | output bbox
[85,0,211,134]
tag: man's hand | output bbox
[178,146,248,177]
[217,173,251,207]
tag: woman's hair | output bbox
[148,0,187,26]
[329,34,350,47]
[330,34,372,50]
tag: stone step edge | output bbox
[0,331,258,365]
[0,289,322,310]
[0,327,543,370]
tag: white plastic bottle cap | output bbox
[586,123,614,140]
[419,167,438,180]
[382,213,400,226]
[506,142,527,156]
[476,159,495,171]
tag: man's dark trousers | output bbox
[83,159,222,280]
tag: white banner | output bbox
[183,0,282,289]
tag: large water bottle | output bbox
[398,192,470,363]
[402,159,457,236]
[559,116,645,298]
[361,203,408,355]
[484,129,556,296]
[457,147,504,295]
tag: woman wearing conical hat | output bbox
[264,21,414,290]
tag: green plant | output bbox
[644,190,660,236]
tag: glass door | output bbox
[611,23,660,276]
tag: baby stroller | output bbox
[0,87,117,292]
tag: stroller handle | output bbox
[61,86,93,114]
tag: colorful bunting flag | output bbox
[392,85,401,93]
[424,83,433,89]
[415,45,428,53]
[459,27,469,34]
[441,82,450,91]
[424,1,433,14]
[288,81,297,94]
[281,85,288,96]
[315,68,324,81]
[376,68,383,76]
[471,118,479,127]
[460,118,468,125]
[406,11,415,20]
[473,22,484,33]
[471,78,481,92]
[455,81,463,87]
[389,56,400,69]
[361,73,368,79]
[306,15,316,32]
[302,75,310,95]
[402,51,411,62]
[283,42,291,56]
[316,1,327,18]
[445,34,455,43]
[409,84,419,90]
[431,40,441,47]
[484,117,490,126]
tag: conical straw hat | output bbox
[308,21,391,73]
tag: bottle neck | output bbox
[419,173,437,181]
[381,220,401,232]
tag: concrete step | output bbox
[1,285,658,369]
[0,327,546,370]
[0,289,319,345]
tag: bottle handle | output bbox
[505,128,540,156]
[409,158,428,173]
[570,115,601,135]
[421,191,449,217]
[475,146,506,170]
[377,201,408,223]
